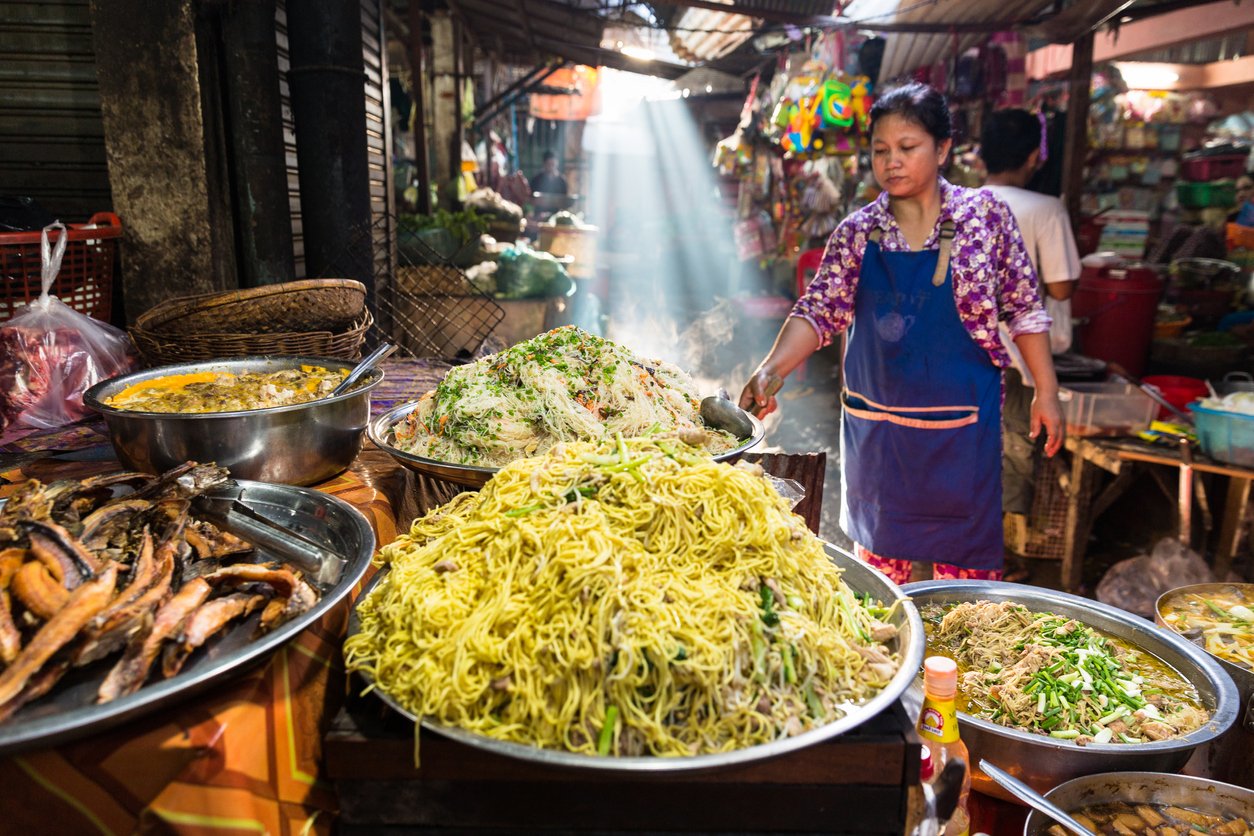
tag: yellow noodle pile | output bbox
[344,438,900,757]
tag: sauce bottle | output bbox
[917,656,971,836]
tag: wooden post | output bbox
[430,10,458,209]
[408,0,432,214]
[1061,30,1094,230]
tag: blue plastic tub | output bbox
[1191,401,1254,467]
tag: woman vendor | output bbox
[739,82,1063,584]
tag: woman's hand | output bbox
[739,367,784,418]
[1030,388,1064,457]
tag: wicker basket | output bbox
[131,308,372,365]
[134,279,366,335]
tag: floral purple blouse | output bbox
[792,178,1050,369]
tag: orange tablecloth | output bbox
[0,453,415,835]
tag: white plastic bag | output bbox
[1095,538,1215,619]
[0,222,136,432]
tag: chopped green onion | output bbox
[1050,729,1081,739]
[597,706,619,755]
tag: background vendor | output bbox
[740,82,1063,585]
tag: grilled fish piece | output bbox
[161,592,266,678]
[0,549,25,589]
[183,519,252,561]
[0,659,69,723]
[259,578,319,632]
[79,499,151,552]
[76,530,176,666]
[129,463,230,503]
[98,578,212,702]
[200,563,303,597]
[0,592,20,664]
[11,561,70,621]
[0,564,116,708]
[22,520,100,586]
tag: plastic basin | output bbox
[1191,401,1254,467]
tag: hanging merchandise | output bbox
[820,79,853,128]
[849,77,873,135]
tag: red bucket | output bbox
[1072,264,1164,378]
[1142,375,1208,419]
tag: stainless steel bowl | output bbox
[904,581,1239,803]
[1156,582,1254,787]
[368,398,766,488]
[1023,771,1254,835]
[349,543,923,772]
[84,356,382,486]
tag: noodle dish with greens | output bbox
[390,326,739,467]
[345,437,902,757]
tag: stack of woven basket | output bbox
[129,279,372,365]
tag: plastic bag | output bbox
[1095,538,1215,619]
[494,242,572,299]
[0,222,137,432]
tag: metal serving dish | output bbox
[0,479,375,755]
[368,398,766,488]
[905,581,1238,803]
[347,542,923,772]
[1156,582,1254,787]
[84,356,383,486]
[1023,772,1254,835]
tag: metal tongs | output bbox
[191,488,347,586]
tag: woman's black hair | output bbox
[868,82,952,143]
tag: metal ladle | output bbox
[331,342,396,398]
[979,760,1097,836]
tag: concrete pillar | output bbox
[90,0,235,322]
[430,10,459,209]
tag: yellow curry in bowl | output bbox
[1159,584,1254,673]
[105,365,349,414]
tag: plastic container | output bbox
[1192,401,1254,466]
[1071,264,1164,377]
[1176,180,1237,209]
[1180,154,1247,182]
[1059,382,1156,437]
[0,212,122,323]
[1142,375,1207,419]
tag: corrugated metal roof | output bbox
[842,0,1056,80]
[450,0,693,78]
[667,1,838,62]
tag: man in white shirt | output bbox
[980,109,1081,576]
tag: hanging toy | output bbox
[850,77,873,134]
[784,95,823,153]
[820,79,853,128]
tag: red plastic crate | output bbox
[0,212,122,323]
[1180,154,1247,182]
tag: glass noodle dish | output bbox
[105,365,350,413]
[1159,586,1254,672]
[922,601,1209,746]
[390,326,738,467]
[346,438,901,757]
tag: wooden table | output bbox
[1059,435,1254,592]
[326,694,921,835]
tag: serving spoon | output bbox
[979,759,1097,836]
[331,342,397,397]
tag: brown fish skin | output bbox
[183,520,252,561]
[0,549,25,589]
[259,578,320,632]
[79,499,151,552]
[161,592,265,678]
[98,578,212,703]
[201,563,300,597]
[129,463,230,503]
[20,520,100,582]
[0,592,21,664]
[0,564,116,707]
[76,531,176,666]
[0,659,69,723]
[11,561,70,621]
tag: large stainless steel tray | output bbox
[905,580,1240,802]
[0,480,376,756]
[346,543,923,772]
[368,398,767,488]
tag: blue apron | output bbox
[839,230,1003,570]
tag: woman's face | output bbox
[1237,176,1254,206]
[871,114,952,200]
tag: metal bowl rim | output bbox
[347,542,923,773]
[83,355,383,420]
[366,398,767,487]
[1023,770,1254,835]
[904,579,1240,754]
